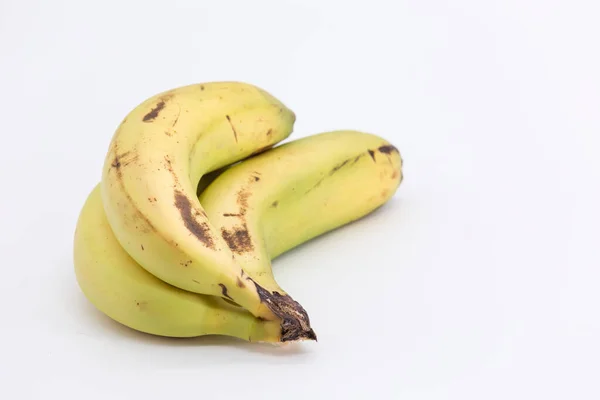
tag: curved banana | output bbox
[101,82,315,341]
[76,131,402,341]
[74,185,282,342]
[199,130,403,293]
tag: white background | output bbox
[1,0,599,398]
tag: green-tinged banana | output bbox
[74,185,282,342]
[76,131,402,340]
[199,130,403,293]
[101,82,316,341]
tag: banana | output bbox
[101,82,316,341]
[75,131,402,341]
[199,130,403,292]
[74,184,282,342]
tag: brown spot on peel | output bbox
[368,149,376,162]
[329,159,350,176]
[163,155,182,187]
[378,145,399,154]
[142,100,166,122]
[135,300,148,310]
[304,151,368,194]
[223,298,241,307]
[226,115,238,143]
[253,281,317,342]
[304,177,325,195]
[237,189,250,210]
[236,277,245,288]
[110,151,139,170]
[270,200,278,208]
[174,190,214,248]
[219,283,234,301]
[221,224,254,254]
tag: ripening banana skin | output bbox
[74,185,282,342]
[199,130,403,293]
[100,82,315,341]
[74,131,402,341]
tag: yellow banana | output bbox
[74,185,281,342]
[75,130,402,341]
[199,130,403,292]
[100,82,315,341]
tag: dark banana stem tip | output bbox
[252,281,317,342]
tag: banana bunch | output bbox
[74,82,403,343]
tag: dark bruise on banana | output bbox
[111,93,317,342]
[219,185,255,255]
[173,191,215,249]
[142,100,166,122]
